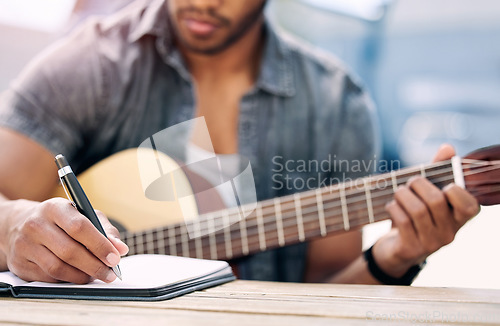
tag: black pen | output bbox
[54,154,122,281]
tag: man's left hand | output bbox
[373,144,480,278]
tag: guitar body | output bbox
[51,145,500,262]
[52,148,198,232]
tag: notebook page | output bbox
[3,255,229,289]
[0,272,30,287]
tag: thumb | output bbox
[432,143,456,163]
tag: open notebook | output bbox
[0,255,235,301]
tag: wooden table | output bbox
[2,280,500,325]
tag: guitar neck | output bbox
[122,160,455,260]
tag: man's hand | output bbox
[373,144,480,278]
[1,197,129,284]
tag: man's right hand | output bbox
[0,197,128,284]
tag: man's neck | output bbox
[178,17,265,82]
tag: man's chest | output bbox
[192,79,252,155]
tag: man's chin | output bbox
[179,39,231,56]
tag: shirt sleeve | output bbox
[334,73,382,180]
[0,19,106,163]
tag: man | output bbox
[0,0,479,284]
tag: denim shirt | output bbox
[0,0,380,282]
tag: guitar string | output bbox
[186,160,500,235]
[221,165,500,257]
[126,162,500,255]
[226,183,500,256]
[133,194,455,258]
[155,188,487,258]
[122,162,452,239]
[124,166,455,253]
[128,185,499,258]
[166,189,392,248]
[128,199,392,256]
[467,185,500,197]
[465,179,500,186]
[125,161,500,254]
[462,159,500,165]
[125,159,497,244]
[148,183,500,258]
[125,163,457,241]
[129,195,500,256]
[124,185,392,255]
[461,164,500,181]
[124,162,492,251]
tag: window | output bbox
[299,0,392,21]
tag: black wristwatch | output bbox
[364,245,426,286]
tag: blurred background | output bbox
[0,0,499,288]
[268,0,500,166]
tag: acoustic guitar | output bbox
[52,145,500,261]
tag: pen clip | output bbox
[59,176,77,208]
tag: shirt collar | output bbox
[255,22,296,97]
[128,1,296,97]
[128,0,168,43]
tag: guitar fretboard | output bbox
[121,160,455,260]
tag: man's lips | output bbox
[183,18,220,36]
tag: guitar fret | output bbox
[193,220,203,259]
[181,226,189,257]
[168,226,177,256]
[391,170,398,193]
[193,219,201,239]
[420,164,426,177]
[136,233,144,255]
[157,228,166,255]
[256,204,266,251]
[127,235,135,255]
[364,179,375,224]
[274,198,285,246]
[239,215,249,256]
[195,237,203,259]
[208,214,217,260]
[223,211,233,259]
[293,193,305,242]
[339,184,349,231]
[315,189,327,236]
[146,231,154,254]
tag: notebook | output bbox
[0,254,235,301]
